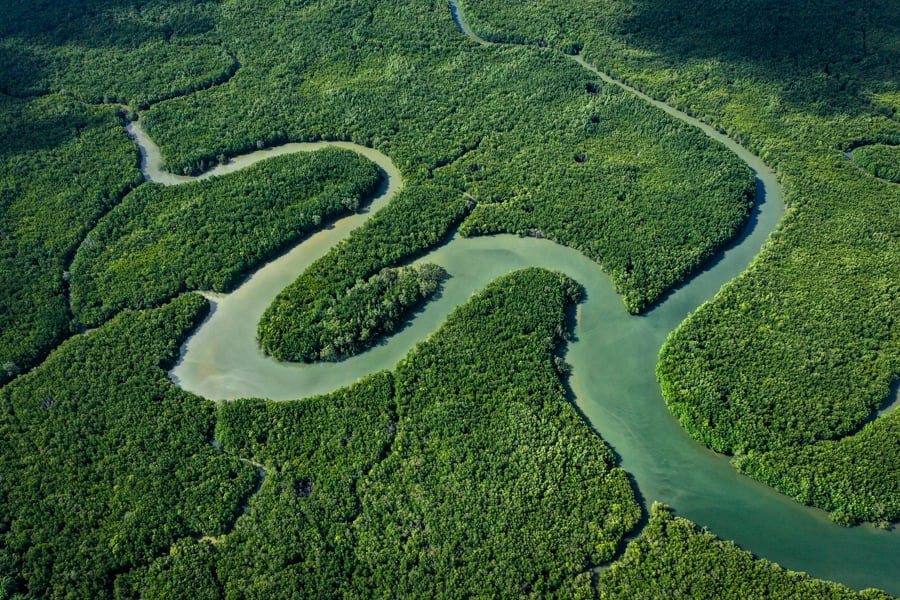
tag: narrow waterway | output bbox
[151,5,900,591]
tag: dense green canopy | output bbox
[1,0,897,595]
[456,0,899,523]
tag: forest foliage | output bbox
[135,0,753,355]
[1,0,898,594]
[257,184,470,362]
[0,0,252,384]
[0,0,236,108]
[70,148,382,327]
[0,0,755,368]
[201,372,398,599]
[735,410,900,527]
[852,144,900,183]
[0,94,141,386]
[137,268,641,598]
[0,294,258,598]
[593,504,892,600]
[351,268,635,596]
[453,90,754,313]
[263,263,446,362]
[455,0,900,522]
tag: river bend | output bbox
[121,6,900,592]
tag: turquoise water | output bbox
[154,5,900,589]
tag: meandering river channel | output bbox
[125,5,900,592]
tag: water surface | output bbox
[154,7,900,590]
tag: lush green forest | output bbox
[139,269,640,598]
[257,184,470,362]
[172,372,399,599]
[0,294,258,598]
[0,0,756,369]
[0,0,236,108]
[3,270,884,597]
[455,0,900,522]
[260,263,446,361]
[0,94,141,386]
[2,0,899,595]
[852,144,900,183]
[0,268,638,597]
[0,0,251,385]
[735,410,900,527]
[70,148,382,327]
[593,504,892,599]
[136,0,753,347]
[453,93,755,313]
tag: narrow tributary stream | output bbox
[124,6,900,591]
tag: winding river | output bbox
[128,4,900,593]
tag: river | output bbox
[129,5,900,592]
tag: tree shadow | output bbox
[0,94,117,160]
[0,46,51,98]
[0,0,216,46]
[615,0,900,117]
[0,0,219,95]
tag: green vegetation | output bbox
[70,148,382,327]
[0,94,141,386]
[137,0,753,355]
[350,268,636,596]
[456,0,900,522]
[178,372,398,599]
[449,1,757,315]
[261,263,445,362]
[0,0,247,384]
[0,294,258,597]
[455,103,755,313]
[257,183,468,362]
[853,144,900,183]
[735,410,900,527]
[0,0,235,109]
[656,174,899,524]
[657,263,899,454]
[594,504,891,599]
[3,0,898,594]
[26,269,640,598]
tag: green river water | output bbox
[125,5,900,591]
